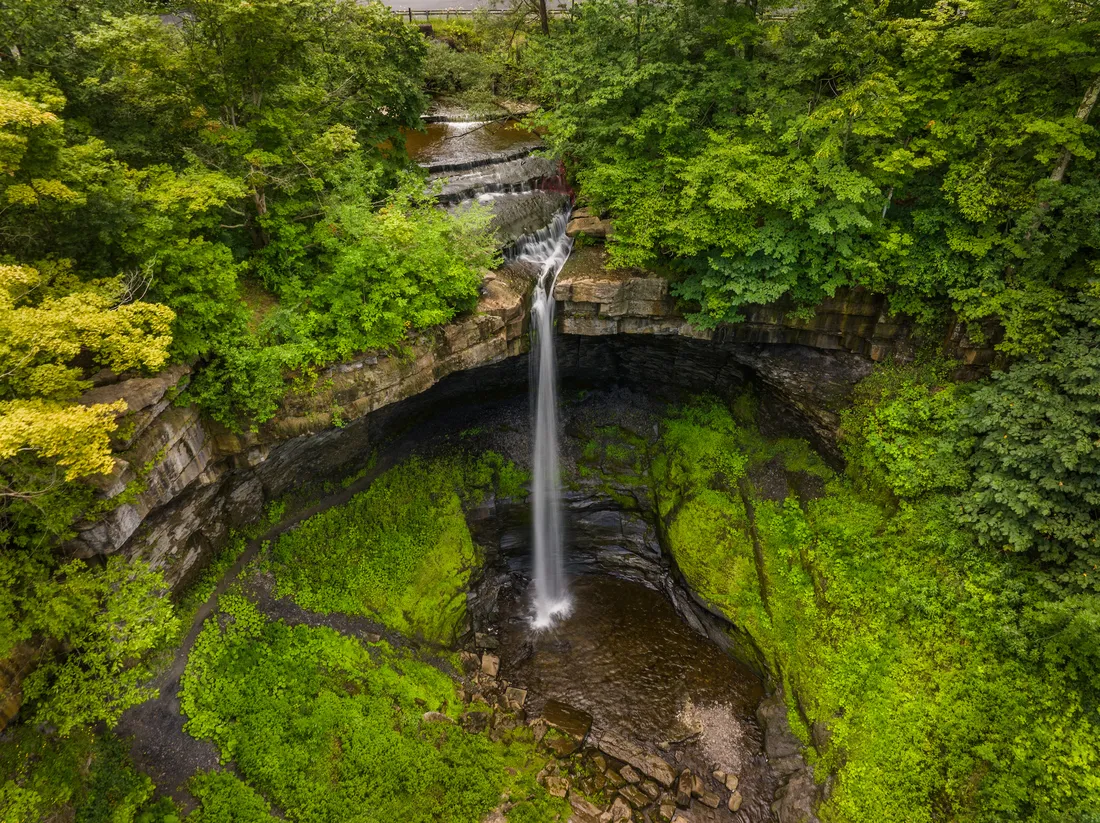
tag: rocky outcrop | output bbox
[67,268,535,585]
[65,244,992,590]
[555,246,997,370]
[0,642,45,731]
[553,246,997,448]
[757,692,824,823]
[433,155,560,204]
[565,207,612,239]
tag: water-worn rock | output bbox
[676,770,694,808]
[607,796,632,822]
[728,791,743,812]
[598,732,677,788]
[569,792,603,823]
[542,699,593,744]
[422,711,455,724]
[697,789,721,809]
[566,207,611,239]
[481,654,500,677]
[619,765,641,784]
[505,686,527,708]
[619,784,649,809]
[772,771,821,823]
[544,775,570,798]
[757,691,823,823]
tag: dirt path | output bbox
[116,449,407,808]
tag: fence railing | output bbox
[394,7,573,20]
[393,6,793,22]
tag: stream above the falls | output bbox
[404,118,541,166]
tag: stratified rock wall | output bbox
[65,249,993,591]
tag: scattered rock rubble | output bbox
[461,648,756,823]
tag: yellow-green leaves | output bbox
[0,264,174,401]
[0,399,124,482]
[0,263,174,484]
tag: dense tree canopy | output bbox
[537,0,1100,354]
[0,0,495,742]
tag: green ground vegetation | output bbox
[180,593,565,823]
[0,726,180,823]
[271,451,526,644]
[628,393,1100,823]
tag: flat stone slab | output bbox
[541,699,593,743]
[597,732,677,788]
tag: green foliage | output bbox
[651,397,1100,823]
[422,13,544,103]
[282,176,498,361]
[14,557,179,734]
[537,0,1100,354]
[958,317,1100,590]
[0,727,179,823]
[272,452,525,644]
[189,772,278,823]
[180,595,563,823]
[840,361,971,499]
[2,0,498,432]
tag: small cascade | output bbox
[519,210,574,628]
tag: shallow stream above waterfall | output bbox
[405,109,570,248]
[405,118,541,167]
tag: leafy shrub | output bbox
[180,596,561,823]
[9,557,179,735]
[424,41,496,97]
[958,322,1100,590]
[840,361,971,500]
[189,772,278,823]
[0,728,179,823]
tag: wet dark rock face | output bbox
[457,388,823,823]
[86,332,870,590]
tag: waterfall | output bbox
[518,210,574,628]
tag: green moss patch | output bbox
[650,397,1100,823]
[270,452,526,644]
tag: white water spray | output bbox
[517,211,574,628]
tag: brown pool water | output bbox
[497,575,778,821]
[404,119,541,165]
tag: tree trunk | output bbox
[1049,74,1100,184]
[539,0,549,36]
[1027,74,1100,239]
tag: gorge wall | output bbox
[68,247,995,590]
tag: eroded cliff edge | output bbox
[67,247,994,589]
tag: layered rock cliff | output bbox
[65,248,994,593]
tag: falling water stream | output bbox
[518,211,574,627]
